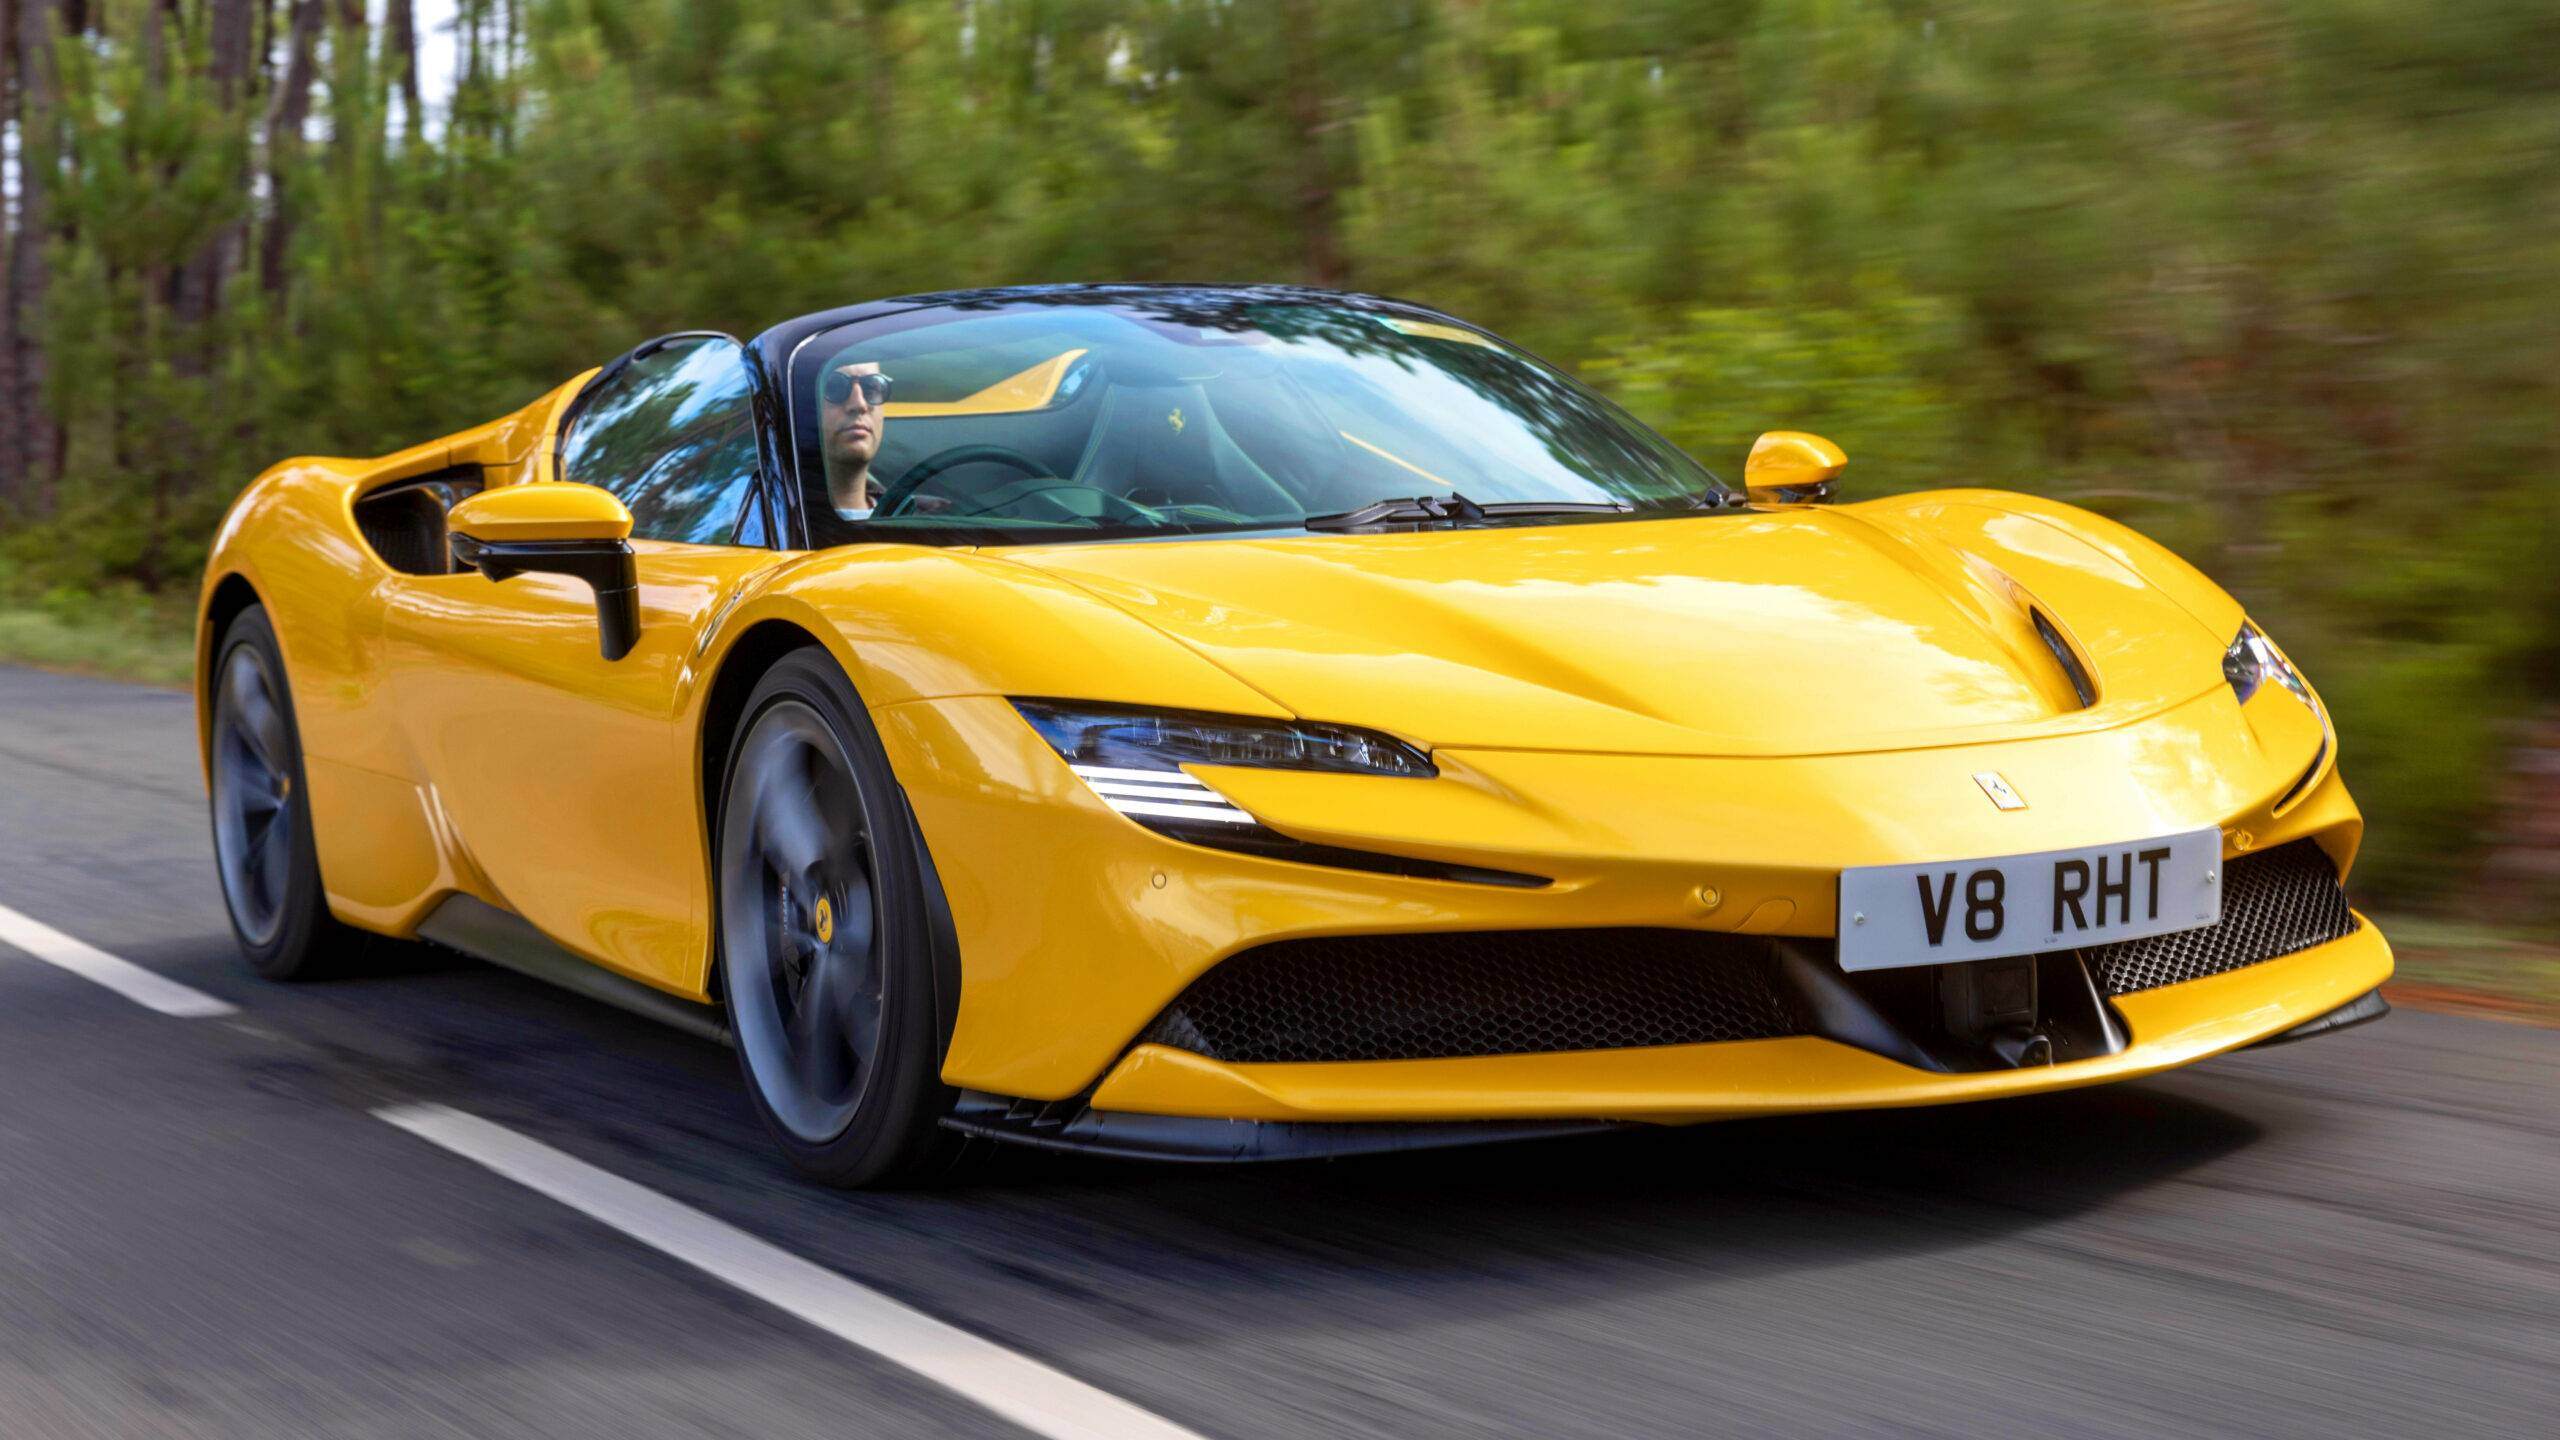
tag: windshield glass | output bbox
[787,294,1725,545]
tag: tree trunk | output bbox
[208,0,253,94]
[4,0,64,514]
[862,0,893,171]
[387,0,422,143]
[254,0,272,102]
[1277,0,1344,288]
[173,0,256,330]
[258,0,324,295]
[144,0,169,86]
[1,0,20,508]
[145,0,176,311]
[496,0,517,150]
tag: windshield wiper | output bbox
[1302,492,1634,531]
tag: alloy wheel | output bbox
[720,699,885,1143]
[210,643,297,948]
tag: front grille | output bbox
[1142,839,2357,1065]
[2084,838,2357,995]
[1142,929,1802,1064]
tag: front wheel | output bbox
[208,605,356,979]
[715,650,954,1186]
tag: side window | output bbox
[560,336,765,545]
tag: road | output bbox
[0,662,2551,1439]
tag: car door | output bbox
[382,334,789,997]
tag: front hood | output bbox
[1007,504,2231,757]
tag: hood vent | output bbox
[2032,609,2098,710]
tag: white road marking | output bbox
[0,903,238,1017]
[374,1102,1213,1440]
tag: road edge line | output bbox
[373,1102,1212,1440]
[0,903,238,1018]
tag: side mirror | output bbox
[1743,431,1847,505]
[448,484,640,660]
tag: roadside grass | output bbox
[2378,914,2560,1026]
[0,598,194,689]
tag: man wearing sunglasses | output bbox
[820,361,896,517]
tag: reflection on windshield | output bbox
[795,297,1725,545]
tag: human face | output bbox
[822,361,887,476]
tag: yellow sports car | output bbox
[197,285,2390,1184]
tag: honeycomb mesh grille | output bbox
[2084,838,2357,996]
[1143,929,1802,1064]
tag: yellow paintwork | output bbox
[447,482,634,543]
[375,540,785,990]
[197,369,2386,1129]
[882,349,1089,418]
[1744,429,1849,501]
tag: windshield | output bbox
[787,294,1726,545]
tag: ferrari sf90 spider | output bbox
[198,285,2388,1184]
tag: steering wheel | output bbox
[873,444,1053,517]
[944,476,1164,524]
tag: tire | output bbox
[208,605,357,980]
[715,648,956,1186]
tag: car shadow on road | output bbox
[158,929,2269,1358]
[910,1082,2265,1340]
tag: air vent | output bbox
[352,466,484,576]
[1141,929,1801,1063]
[2032,610,2098,709]
[2082,839,2356,994]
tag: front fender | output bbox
[699,544,1288,719]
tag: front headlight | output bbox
[1011,699,1547,888]
[1012,700,1434,779]
[1012,699,1433,835]
[2223,622,2313,709]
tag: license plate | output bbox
[1836,827,2222,972]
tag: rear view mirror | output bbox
[1742,431,1847,504]
[447,484,640,660]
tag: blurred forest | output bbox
[0,0,2553,912]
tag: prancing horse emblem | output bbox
[1973,771,2027,811]
[1167,407,1186,434]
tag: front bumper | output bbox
[878,683,2364,1111]
[1083,919,2391,1124]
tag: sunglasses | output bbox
[822,369,893,407]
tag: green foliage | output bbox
[3,0,2554,908]
[0,584,197,688]
[1587,293,1971,495]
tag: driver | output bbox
[820,361,892,517]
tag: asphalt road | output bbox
[0,663,2552,1439]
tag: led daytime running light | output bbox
[1069,763,1257,826]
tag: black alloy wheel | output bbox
[209,605,354,978]
[716,649,953,1185]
